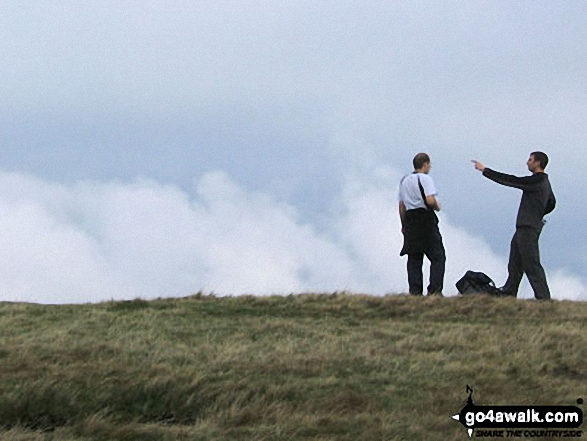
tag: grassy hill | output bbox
[0,293,585,440]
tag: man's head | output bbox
[527,151,549,173]
[413,153,431,173]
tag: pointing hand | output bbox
[471,160,486,172]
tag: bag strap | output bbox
[417,175,432,211]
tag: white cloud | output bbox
[547,271,587,301]
[0,168,582,304]
[0,0,585,281]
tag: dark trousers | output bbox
[407,227,446,295]
[502,226,551,300]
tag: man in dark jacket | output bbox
[399,153,445,296]
[472,152,556,300]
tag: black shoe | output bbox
[427,291,444,297]
[494,287,516,298]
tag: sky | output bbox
[1,1,586,303]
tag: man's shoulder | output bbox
[400,173,416,185]
[400,173,435,185]
[528,172,549,184]
[417,173,435,185]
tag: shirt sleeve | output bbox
[482,168,541,192]
[420,174,437,196]
[545,192,556,215]
[398,176,406,201]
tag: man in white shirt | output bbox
[398,153,445,296]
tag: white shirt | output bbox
[398,173,437,210]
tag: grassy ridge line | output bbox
[0,293,585,440]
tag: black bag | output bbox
[456,271,501,295]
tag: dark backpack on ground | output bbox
[456,271,501,295]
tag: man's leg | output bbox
[518,227,551,300]
[425,227,446,295]
[502,230,524,296]
[407,253,424,295]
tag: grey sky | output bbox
[1,1,586,301]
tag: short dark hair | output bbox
[413,153,430,170]
[531,151,549,169]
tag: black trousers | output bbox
[502,225,551,300]
[406,226,446,295]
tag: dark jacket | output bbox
[400,208,439,256]
[482,168,556,229]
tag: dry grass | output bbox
[0,293,585,440]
